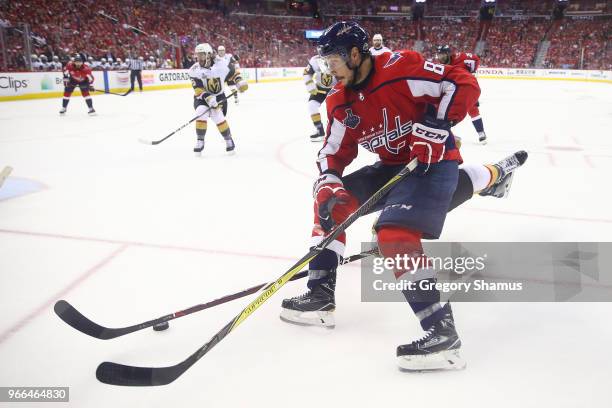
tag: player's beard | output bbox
[346,55,369,89]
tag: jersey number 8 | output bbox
[423,61,445,75]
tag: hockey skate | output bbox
[478,131,487,145]
[88,108,96,116]
[225,138,236,155]
[280,271,336,328]
[397,308,466,372]
[59,107,67,115]
[310,128,325,142]
[480,150,528,198]
[193,139,205,156]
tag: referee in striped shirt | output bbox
[128,56,145,92]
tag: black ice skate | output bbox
[480,150,528,198]
[87,108,96,116]
[59,107,67,115]
[280,271,336,328]
[478,131,487,145]
[193,139,204,156]
[310,128,325,142]
[225,138,236,155]
[397,309,465,371]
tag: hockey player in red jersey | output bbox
[437,45,487,144]
[280,22,527,371]
[60,54,96,116]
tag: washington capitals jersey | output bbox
[450,52,480,74]
[63,62,94,83]
[317,50,480,176]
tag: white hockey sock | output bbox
[460,164,492,192]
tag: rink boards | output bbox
[1,66,610,102]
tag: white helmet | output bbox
[217,45,225,55]
[195,43,213,54]
[138,56,144,60]
[101,57,107,62]
[373,34,383,42]
[149,56,154,61]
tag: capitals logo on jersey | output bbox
[358,108,412,154]
[383,52,403,68]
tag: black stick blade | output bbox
[96,362,179,386]
[54,300,111,339]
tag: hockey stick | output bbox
[95,157,418,386]
[92,88,132,97]
[137,90,238,146]
[0,166,13,189]
[54,248,379,340]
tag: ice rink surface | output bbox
[0,78,611,407]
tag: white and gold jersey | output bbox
[369,46,392,56]
[216,53,239,69]
[304,55,336,91]
[188,59,236,97]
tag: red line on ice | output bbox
[0,228,298,262]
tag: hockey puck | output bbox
[153,321,170,331]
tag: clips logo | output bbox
[0,76,28,92]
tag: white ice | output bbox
[0,78,611,407]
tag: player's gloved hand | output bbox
[409,115,451,176]
[313,173,351,233]
[306,80,318,96]
[204,95,219,109]
[63,74,70,87]
[236,79,248,93]
[88,84,95,92]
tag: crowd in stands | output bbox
[545,17,612,69]
[28,53,175,71]
[0,0,609,71]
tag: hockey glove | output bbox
[204,95,219,109]
[313,173,350,233]
[305,80,318,96]
[409,115,451,176]
[63,74,70,87]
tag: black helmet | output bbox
[73,53,83,62]
[317,21,370,59]
[437,45,451,54]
